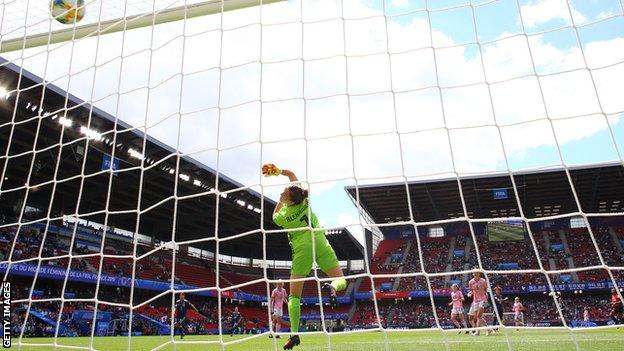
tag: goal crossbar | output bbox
[0,0,285,53]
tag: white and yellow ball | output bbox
[50,0,85,25]
[262,163,281,177]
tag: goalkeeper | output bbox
[263,164,348,350]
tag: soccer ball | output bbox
[50,0,85,24]
[262,163,281,177]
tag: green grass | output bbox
[13,328,624,351]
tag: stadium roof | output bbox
[0,57,363,261]
[345,162,624,229]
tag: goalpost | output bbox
[1,0,623,351]
[0,0,285,53]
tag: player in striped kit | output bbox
[270,281,290,338]
[467,269,489,336]
[448,284,468,333]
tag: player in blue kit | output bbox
[175,292,201,339]
[230,307,242,336]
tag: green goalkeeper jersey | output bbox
[272,198,339,276]
[272,198,322,241]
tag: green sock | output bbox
[331,278,347,292]
[288,295,301,333]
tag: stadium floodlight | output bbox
[79,126,103,141]
[57,116,73,127]
[127,148,145,160]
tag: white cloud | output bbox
[490,76,547,125]
[345,17,388,55]
[391,0,410,8]
[552,114,619,145]
[387,16,431,53]
[540,70,601,119]
[500,119,557,160]
[593,62,624,114]
[520,0,586,29]
[350,93,396,135]
[596,11,616,21]
[584,38,624,69]
[449,127,507,174]
[435,46,485,86]
[442,84,495,128]
[347,54,392,94]
[303,19,344,59]
[482,35,534,82]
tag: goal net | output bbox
[1,0,623,350]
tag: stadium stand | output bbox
[5,218,624,338]
[357,239,407,293]
[5,214,624,337]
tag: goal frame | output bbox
[0,0,285,53]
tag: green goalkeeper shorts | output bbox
[289,231,340,276]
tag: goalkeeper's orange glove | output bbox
[262,163,281,177]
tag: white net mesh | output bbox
[1,0,624,350]
[0,0,253,39]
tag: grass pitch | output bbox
[14,328,624,351]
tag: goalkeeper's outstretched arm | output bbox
[280,169,298,182]
[266,165,299,215]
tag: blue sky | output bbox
[2,0,623,244]
[288,0,624,237]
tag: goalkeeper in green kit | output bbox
[262,163,348,350]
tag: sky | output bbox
[1,0,624,245]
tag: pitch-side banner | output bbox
[3,263,621,302]
[0,262,267,301]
